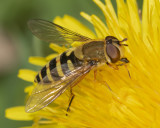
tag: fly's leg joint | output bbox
[120,58,129,64]
[106,62,119,70]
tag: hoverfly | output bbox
[25,19,129,113]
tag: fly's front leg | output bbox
[118,58,131,78]
[118,58,129,66]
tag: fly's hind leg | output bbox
[66,88,75,116]
[67,88,75,112]
[65,66,94,116]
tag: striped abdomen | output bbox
[35,50,83,83]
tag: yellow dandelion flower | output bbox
[5,0,160,128]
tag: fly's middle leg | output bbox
[94,69,97,81]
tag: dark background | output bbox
[0,0,142,127]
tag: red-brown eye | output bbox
[106,44,120,63]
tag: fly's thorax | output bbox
[75,40,106,62]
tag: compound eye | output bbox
[106,44,120,63]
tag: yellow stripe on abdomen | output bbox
[46,63,54,82]
[38,72,43,82]
[56,56,64,77]
[67,60,75,71]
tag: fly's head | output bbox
[105,36,129,65]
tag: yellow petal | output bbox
[93,0,124,38]
[46,53,59,61]
[54,15,96,39]
[80,12,101,37]
[49,43,67,54]
[24,85,34,95]
[32,124,66,128]
[81,12,109,38]
[127,0,141,35]
[91,14,109,38]
[117,0,129,32]
[71,41,85,47]
[18,69,37,82]
[80,12,92,23]
[105,0,118,25]
[29,56,47,66]
[5,106,33,120]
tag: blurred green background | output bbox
[0,0,142,128]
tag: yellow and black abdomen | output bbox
[35,51,83,83]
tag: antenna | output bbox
[120,38,128,46]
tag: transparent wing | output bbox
[28,19,92,45]
[25,63,94,113]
